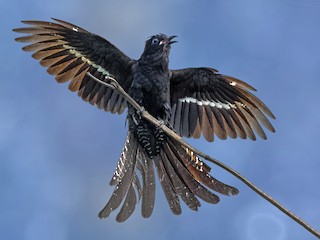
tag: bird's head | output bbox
[140,34,177,64]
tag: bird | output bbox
[13,18,275,222]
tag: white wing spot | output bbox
[179,97,233,109]
[64,45,111,76]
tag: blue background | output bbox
[1,0,320,239]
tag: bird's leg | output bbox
[158,102,171,126]
[154,116,167,155]
[154,102,171,137]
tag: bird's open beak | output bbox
[168,35,177,45]
[160,35,177,45]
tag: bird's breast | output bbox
[130,65,171,116]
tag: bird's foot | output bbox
[132,107,145,125]
[157,118,165,127]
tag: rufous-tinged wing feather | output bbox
[14,18,134,114]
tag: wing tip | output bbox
[51,17,60,22]
[50,17,68,25]
[12,28,21,33]
[222,75,257,91]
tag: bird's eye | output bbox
[151,38,159,45]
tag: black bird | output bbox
[13,18,275,222]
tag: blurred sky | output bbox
[1,0,320,240]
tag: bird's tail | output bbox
[98,131,239,222]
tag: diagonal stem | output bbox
[87,72,320,239]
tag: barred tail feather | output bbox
[99,131,157,222]
[172,141,239,196]
[165,138,239,197]
[163,141,220,204]
[98,132,140,221]
[109,133,137,186]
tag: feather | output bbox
[181,101,190,137]
[237,88,275,119]
[98,161,135,218]
[20,20,66,29]
[234,105,256,140]
[110,133,137,185]
[68,65,90,91]
[222,75,257,91]
[22,41,66,52]
[219,108,237,138]
[180,147,239,196]
[173,100,182,134]
[15,34,64,43]
[154,158,181,215]
[13,27,61,35]
[139,151,156,218]
[112,94,125,114]
[47,56,77,77]
[240,98,275,133]
[238,104,267,139]
[106,91,120,112]
[201,105,215,142]
[81,78,98,100]
[191,115,202,139]
[165,141,220,204]
[32,47,66,61]
[160,146,201,210]
[210,106,227,140]
[56,61,85,83]
[226,108,246,139]
[169,103,176,127]
[116,183,137,222]
[99,132,139,219]
[188,102,199,138]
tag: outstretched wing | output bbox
[169,67,275,142]
[13,18,134,114]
